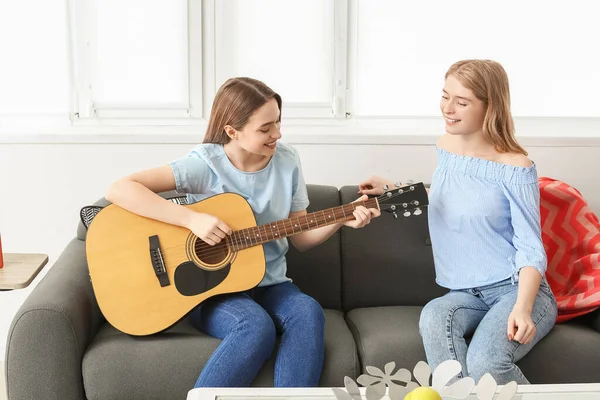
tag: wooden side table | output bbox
[0,253,49,290]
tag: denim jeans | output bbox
[419,277,558,384]
[189,281,325,388]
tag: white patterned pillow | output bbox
[79,195,189,230]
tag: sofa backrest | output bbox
[286,184,446,311]
[285,185,343,310]
[338,185,447,310]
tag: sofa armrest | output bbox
[5,238,104,400]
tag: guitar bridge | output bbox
[149,235,170,287]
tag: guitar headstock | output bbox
[377,181,428,219]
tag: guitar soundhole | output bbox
[193,239,229,266]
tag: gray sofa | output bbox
[5,184,600,400]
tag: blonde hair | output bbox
[203,77,282,144]
[445,60,527,155]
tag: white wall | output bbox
[2,140,596,257]
[1,139,599,398]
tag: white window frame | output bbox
[209,0,349,120]
[0,0,72,124]
[68,0,203,121]
[68,0,349,123]
[344,0,358,117]
[342,0,600,135]
[332,0,349,119]
[3,0,600,145]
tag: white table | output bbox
[188,383,600,400]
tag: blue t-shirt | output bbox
[168,142,310,287]
[428,147,547,290]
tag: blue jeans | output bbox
[189,281,325,388]
[419,278,557,384]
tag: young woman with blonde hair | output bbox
[360,60,557,384]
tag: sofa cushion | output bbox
[339,185,447,310]
[348,306,600,385]
[346,306,427,375]
[518,320,600,384]
[252,309,360,387]
[82,309,357,400]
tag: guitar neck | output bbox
[228,198,379,251]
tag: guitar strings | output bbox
[165,187,426,260]
[159,201,409,263]
[189,200,377,258]
[150,188,427,260]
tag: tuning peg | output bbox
[411,200,420,206]
[405,179,414,185]
[402,203,408,208]
[390,205,396,211]
[383,184,389,190]
[403,210,411,217]
[413,208,422,216]
[392,212,398,219]
[394,182,402,188]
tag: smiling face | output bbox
[440,74,487,137]
[225,97,282,157]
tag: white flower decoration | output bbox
[408,360,475,399]
[359,362,413,399]
[474,373,518,400]
[332,360,519,400]
[332,362,412,400]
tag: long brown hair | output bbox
[203,77,282,144]
[446,60,527,155]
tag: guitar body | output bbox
[86,193,265,336]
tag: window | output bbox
[93,0,188,107]
[0,1,70,116]
[68,0,342,120]
[71,0,197,118]
[2,0,599,136]
[351,0,600,118]
[213,0,338,118]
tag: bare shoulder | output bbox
[497,152,533,168]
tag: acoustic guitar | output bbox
[86,182,428,336]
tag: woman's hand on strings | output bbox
[187,213,232,246]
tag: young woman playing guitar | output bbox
[105,77,380,388]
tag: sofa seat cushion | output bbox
[518,320,600,384]
[346,306,427,375]
[251,308,360,387]
[82,309,358,400]
[348,306,600,385]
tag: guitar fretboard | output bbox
[228,198,378,251]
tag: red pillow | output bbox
[540,177,600,322]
